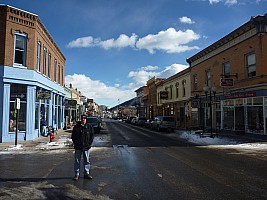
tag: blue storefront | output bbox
[0,66,65,143]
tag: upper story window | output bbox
[182,80,186,97]
[175,82,179,98]
[14,33,27,66]
[205,69,211,87]
[58,63,61,84]
[193,74,198,91]
[48,53,51,78]
[246,53,256,78]
[54,59,57,82]
[170,85,173,99]
[43,47,47,75]
[223,62,230,78]
[36,41,41,71]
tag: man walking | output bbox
[71,115,94,181]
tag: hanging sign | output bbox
[37,91,51,100]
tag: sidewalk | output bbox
[0,129,72,151]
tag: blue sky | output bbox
[1,0,266,107]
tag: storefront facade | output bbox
[0,66,65,142]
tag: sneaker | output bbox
[73,175,79,181]
[84,174,93,180]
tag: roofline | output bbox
[0,4,38,16]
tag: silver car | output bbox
[151,116,175,132]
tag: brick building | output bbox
[0,5,66,142]
[187,14,267,134]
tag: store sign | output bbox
[160,91,168,99]
[191,99,200,108]
[224,92,256,99]
[220,78,234,87]
[37,91,51,100]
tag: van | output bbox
[151,116,175,132]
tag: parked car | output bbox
[145,118,153,128]
[151,116,175,132]
[87,116,101,134]
[131,117,137,125]
[136,117,147,126]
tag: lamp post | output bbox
[203,84,217,138]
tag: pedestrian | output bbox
[41,116,47,136]
[71,114,94,181]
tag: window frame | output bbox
[36,41,41,71]
[246,52,256,78]
[14,32,27,67]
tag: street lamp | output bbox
[203,84,217,138]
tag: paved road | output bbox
[1,119,267,200]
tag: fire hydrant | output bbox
[49,131,55,142]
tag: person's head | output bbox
[81,115,87,125]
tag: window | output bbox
[43,47,47,75]
[58,63,61,84]
[14,33,27,66]
[205,69,211,87]
[223,62,230,78]
[193,74,198,91]
[175,82,179,98]
[36,41,41,71]
[54,59,57,82]
[48,53,51,78]
[170,85,173,99]
[9,84,27,132]
[182,80,186,97]
[246,53,256,78]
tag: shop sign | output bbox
[224,92,256,99]
[160,91,168,99]
[68,99,77,106]
[220,78,234,87]
[37,91,51,100]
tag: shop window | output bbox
[253,97,263,105]
[246,53,256,78]
[223,107,234,130]
[14,33,27,66]
[247,106,263,133]
[9,84,27,132]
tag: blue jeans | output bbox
[74,149,90,176]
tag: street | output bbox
[1,119,267,200]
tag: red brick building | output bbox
[0,5,66,142]
[187,14,267,134]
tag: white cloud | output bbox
[179,16,195,24]
[67,34,138,49]
[98,34,138,49]
[67,36,95,48]
[64,63,188,107]
[136,28,200,54]
[208,0,238,5]
[67,28,201,54]
[65,74,135,106]
[128,63,188,86]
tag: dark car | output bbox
[87,117,101,134]
[136,117,147,126]
[151,116,175,132]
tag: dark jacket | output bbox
[71,121,94,150]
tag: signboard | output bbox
[191,99,200,108]
[160,91,168,99]
[220,78,234,87]
[15,98,20,110]
[37,91,51,100]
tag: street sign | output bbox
[220,78,234,87]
